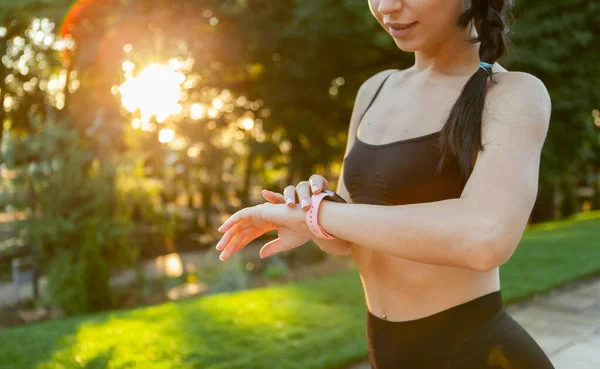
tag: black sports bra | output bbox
[342,70,468,206]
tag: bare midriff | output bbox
[350,243,500,322]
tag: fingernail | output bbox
[286,198,294,206]
[312,185,318,192]
[301,199,309,208]
[219,251,225,260]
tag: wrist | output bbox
[316,199,330,225]
[305,192,336,239]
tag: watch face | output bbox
[321,189,347,203]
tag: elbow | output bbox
[471,246,506,273]
[467,216,512,273]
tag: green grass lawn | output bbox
[1,211,599,369]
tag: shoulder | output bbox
[487,71,552,121]
[483,71,552,141]
[359,69,399,93]
[353,69,400,110]
[348,69,399,122]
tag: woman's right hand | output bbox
[261,175,353,256]
[261,174,330,210]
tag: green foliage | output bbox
[262,254,289,280]
[45,216,128,315]
[282,241,327,268]
[559,179,579,218]
[505,0,600,181]
[207,253,252,294]
[2,117,138,315]
[116,173,165,224]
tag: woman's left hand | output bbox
[215,202,313,261]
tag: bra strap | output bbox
[356,69,400,135]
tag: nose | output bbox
[378,0,403,15]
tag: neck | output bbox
[412,30,482,79]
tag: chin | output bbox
[391,39,421,53]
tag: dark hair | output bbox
[436,0,513,179]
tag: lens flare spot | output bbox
[118,63,184,123]
[159,128,175,143]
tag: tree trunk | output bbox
[530,177,557,224]
[241,150,256,208]
[593,170,600,210]
[560,176,579,218]
[185,164,194,209]
[201,181,212,230]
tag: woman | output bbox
[216,0,555,368]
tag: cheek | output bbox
[416,2,462,37]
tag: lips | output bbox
[386,21,418,37]
[385,21,417,29]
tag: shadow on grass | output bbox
[0,310,113,369]
[165,269,369,369]
[8,268,368,369]
[85,347,116,369]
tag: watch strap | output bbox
[305,192,336,239]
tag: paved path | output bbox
[345,275,600,369]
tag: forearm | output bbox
[312,237,352,256]
[316,199,495,271]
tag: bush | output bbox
[207,254,252,294]
[3,117,138,315]
[262,254,289,280]
[45,216,133,314]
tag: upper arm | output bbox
[336,69,398,202]
[461,72,552,269]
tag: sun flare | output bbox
[118,62,185,124]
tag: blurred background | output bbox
[0,0,598,363]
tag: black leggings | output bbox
[366,290,556,369]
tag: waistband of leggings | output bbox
[366,290,505,343]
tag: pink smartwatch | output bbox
[305,190,346,239]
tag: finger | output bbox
[259,237,292,259]
[259,238,281,259]
[261,189,285,204]
[219,227,257,261]
[221,225,255,254]
[309,175,329,195]
[218,231,247,261]
[296,181,311,210]
[216,222,248,250]
[282,185,298,207]
[218,206,255,233]
[229,227,265,259]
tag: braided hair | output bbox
[435,0,513,179]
